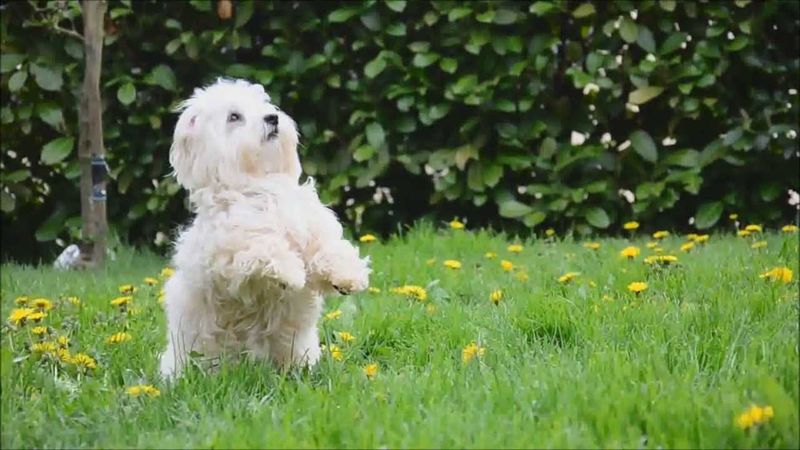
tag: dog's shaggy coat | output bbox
[160,79,370,377]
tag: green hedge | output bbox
[1,0,798,261]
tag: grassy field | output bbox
[2,223,798,448]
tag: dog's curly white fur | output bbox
[160,79,370,378]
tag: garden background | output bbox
[1,0,798,263]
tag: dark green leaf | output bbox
[630,130,658,162]
[385,1,406,12]
[530,2,555,15]
[35,103,64,129]
[30,64,62,91]
[572,3,595,18]
[628,86,664,105]
[637,27,656,53]
[493,9,518,25]
[234,0,255,28]
[0,54,24,73]
[619,18,639,43]
[149,64,177,91]
[695,201,723,229]
[585,207,610,228]
[365,123,385,148]
[364,57,386,78]
[8,70,26,92]
[328,8,359,23]
[41,137,75,165]
[439,57,458,73]
[412,52,439,68]
[499,199,533,218]
[117,82,136,105]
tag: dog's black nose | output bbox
[264,114,279,126]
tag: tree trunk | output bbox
[78,0,107,268]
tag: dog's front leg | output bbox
[213,234,307,294]
[308,239,371,295]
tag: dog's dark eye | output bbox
[227,112,242,123]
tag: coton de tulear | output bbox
[160,79,370,378]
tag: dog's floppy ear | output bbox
[170,104,208,189]
[278,112,302,182]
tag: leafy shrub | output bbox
[1,0,798,262]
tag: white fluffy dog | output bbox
[159,79,370,378]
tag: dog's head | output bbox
[170,78,301,190]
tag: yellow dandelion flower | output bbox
[558,272,580,283]
[106,332,132,345]
[126,385,161,397]
[744,224,762,233]
[66,296,81,306]
[449,219,465,230]
[545,228,555,237]
[490,290,503,305]
[144,277,158,286]
[71,353,97,369]
[31,326,49,336]
[751,241,767,249]
[324,309,343,321]
[27,311,46,322]
[782,224,798,233]
[391,285,428,301]
[623,221,640,230]
[56,348,72,364]
[14,296,29,306]
[737,230,751,237]
[652,230,670,239]
[359,234,377,243]
[443,259,462,270]
[646,241,658,249]
[680,242,695,252]
[735,404,774,430]
[57,336,70,348]
[33,298,53,311]
[118,284,136,295]
[729,213,738,220]
[31,341,57,353]
[516,271,529,282]
[362,363,379,379]
[160,267,175,279]
[583,242,601,250]
[321,344,343,361]
[484,252,497,259]
[336,331,355,343]
[759,267,793,283]
[750,406,764,423]
[157,290,165,305]
[736,410,754,430]
[368,287,381,293]
[620,246,641,259]
[461,342,485,363]
[644,255,678,265]
[500,260,514,271]
[507,244,523,253]
[693,234,710,243]
[687,233,699,241]
[8,308,35,326]
[110,296,133,307]
[627,281,648,293]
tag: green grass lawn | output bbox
[2,224,799,448]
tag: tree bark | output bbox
[77,0,107,268]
